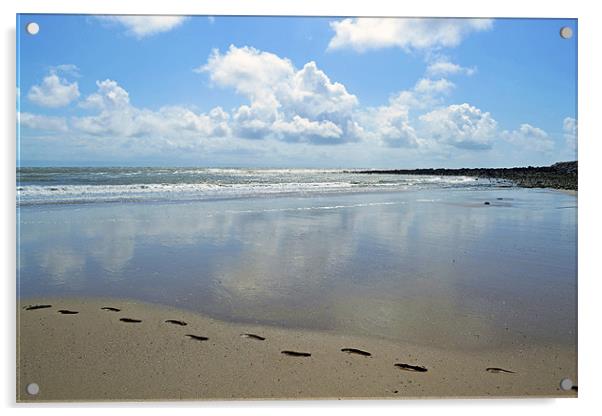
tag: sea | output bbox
[16,167,499,206]
[17,167,577,351]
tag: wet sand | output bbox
[18,188,577,353]
[17,298,577,402]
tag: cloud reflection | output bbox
[18,189,576,349]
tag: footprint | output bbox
[101,307,121,312]
[341,348,371,357]
[119,318,142,323]
[486,367,515,374]
[281,350,311,357]
[24,304,52,311]
[394,363,428,372]
[186,334,209,341]
[165,319,187,326]
[58,310,79,314]
[241,333,265,341]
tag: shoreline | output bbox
[17,297,577,402]
[351,161,578,191]
[16,181,577,210]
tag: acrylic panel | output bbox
[16,15,578,401]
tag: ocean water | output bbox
[17,167,500,206]
[17,168,577,350]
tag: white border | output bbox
[6,0,585,17]
[3,1,601,415]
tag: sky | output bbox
[17,15,577,168]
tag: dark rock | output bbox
[350,161,577,191]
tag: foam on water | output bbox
[16,167,495,206]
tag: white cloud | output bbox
[200,45,359,144]
[272,116,343,142]
[200,45,295,101]
[502,124,554,152]
[27,73,80,108]
[97,16,188,39]
[328,18,493,52]
[79,79,131,110]
[19,112,68,131]
[389,78,454,111]
[413,78,455,95]
[358,104,419,148]
[357,77,453,148]
[426,58,476,77]
[419,103,497,150]
[563,117,577,149]
[50,64,81,77]
[21,45,558,164]
[71,79,230,146]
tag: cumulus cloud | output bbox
[27,73,80,108]
[72,79,230,144]
[21,45,557,162]
[502,123,554,152]
[328,18,493,52]
[357,77,454,148]
[413,78,455,95]
[563,117,577,149]
[358,104,419,148]
[79,79,131,110]
[419,103,497,150]
[200,45,359,144]
[416,102,553,154]
[272,117,344,143]
[50,64,81,77]
[391,78,454,110]
[19,112,68,131]
[426,58,476,77]
[97,16,188,38]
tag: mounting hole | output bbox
[26,383,40,395]
[559,378,573,391]
[559,26,573,39]
[26,22,40,35]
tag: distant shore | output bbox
[18,297,577,401]
[352,161,578,191]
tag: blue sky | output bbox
[17,15,577,168]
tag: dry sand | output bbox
[17,297,577,402]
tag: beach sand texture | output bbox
[17,298,577,402]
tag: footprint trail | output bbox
[58,310,79,315]
[119,318,142,323]
[24,304,52,311]
[341,348,371,357]
[394,363,428,372]
[186,334,209,341]
[241,333,265,341]
[281,350,311,357]
[165,319,187,326]
[486,367,515,374]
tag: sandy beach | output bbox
[17,297,577,402]
[15,12,579,405]
[17,185,577,402]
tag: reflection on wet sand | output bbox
[18,188,576,351]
